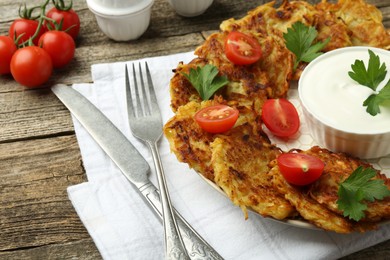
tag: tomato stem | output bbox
[52,0,73,11]
[17,0,51,48]
[12,30,25,47]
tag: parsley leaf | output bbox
[348,50,387,91]
[337,166,390,221]
[363,80,390,116]
[348,50,390,116]
[182,64,229,100]
[283,21,330,70]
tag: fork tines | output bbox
[125,62,155,118]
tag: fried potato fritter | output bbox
[268,157,375,233]
[164,97,298,220]
[305,147,390,222]
[164,0,390,233]
[211,128,296,220]
[314,1,352,51]
[268,146,389,232]
[335,0,390,49]
[164,100,215,180]
[194,31,293,99]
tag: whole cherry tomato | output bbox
[9,18,45,46]
[10,46,53,88]
[39,30,75,68]
[46,7,80,40]
[0,36,17,74]
[195,105,239,133]
[277,153,325,186]
[225,31,262,65]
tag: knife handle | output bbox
[139,183,224,260]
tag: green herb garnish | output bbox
[349,50,390,116]
[182,64,229,100]
[337,166,390,222]
[283,21,330,70]
[363,82,390,116]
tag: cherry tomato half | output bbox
[10,46,53,88]
[39,30,75,68]
[0,36,17,75]
[195,105,239,134]
[225,31,262,65]
[261,98,300,137]
[9,18,46,46]
[277,153,325,186]
[46,7,80,40]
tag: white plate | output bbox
[195,83,390,230]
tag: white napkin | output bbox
[67,52,390,260]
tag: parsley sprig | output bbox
[348,50,390,116]
[182,64,229,100]
[283,21,330,70]
[337,166,390,222]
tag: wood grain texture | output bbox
[0,0,388,259]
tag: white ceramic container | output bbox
[86,0,154,41]
[167,0,213,17]
[91,0,139,9]
[298,46,390,159]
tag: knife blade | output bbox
[51,84,223,260]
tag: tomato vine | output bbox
[1,0,80,87]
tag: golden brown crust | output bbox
[170,0,390,108]
[211,125,295,220]
[314,1,352,52]
[164,98,297,220]
[194,31,293,99]
[164,100,215,180]
[335,0,390,49]
[304,147,390,222]
[169,60,205,112]
[268,159,376,233]
[164,0,390,233]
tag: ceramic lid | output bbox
[87,0,154,16]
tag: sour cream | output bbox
[299,47,390,135]
[298,47,390,159]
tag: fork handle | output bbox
[148,141,191,260]
[139,183,224,260]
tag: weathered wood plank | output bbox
[0,88,74,142]
[0,135,88,251]
[0,239,101,260]
[0,0,389,259]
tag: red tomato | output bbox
[46,8,80,39]
[10,46,53,88]
[225,31,262,65]
[277,153,325,186]
[9,19,45,46]
[0,36,17,74]
[195,105,239,134]
[261,98,300,137]
[39,30,75,68]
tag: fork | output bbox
[125,62,190,260]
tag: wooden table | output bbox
[0,0,389,259]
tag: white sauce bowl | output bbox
[167,0,213,17]
[91,0,138,9]
[298,46,390,159]
[86,0,154,41]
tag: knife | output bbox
[51,84,223,260]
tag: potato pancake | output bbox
[164,97,297,220]
[268,154,376,233]
[211,127,296,220]
[304,147,390,223]
[335,0,390,49]
[164,0,390,233]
